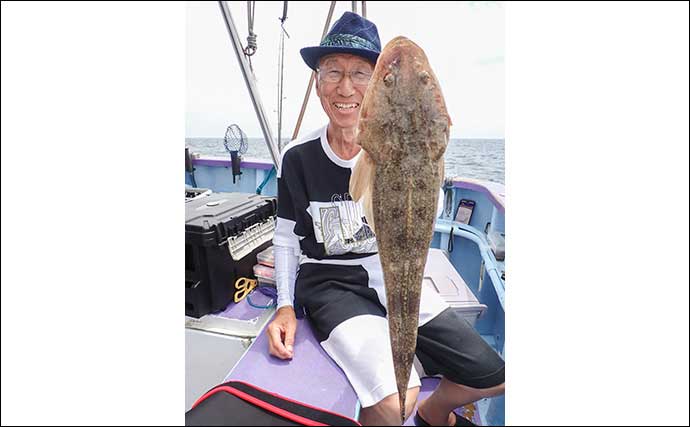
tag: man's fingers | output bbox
[267,324,288,358]
[268,323,295,359]
[284,323,296,355]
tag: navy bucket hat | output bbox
[300,11,381,71]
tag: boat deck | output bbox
[223,306,502,425]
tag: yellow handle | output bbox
[233,277,257,303]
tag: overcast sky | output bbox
[186,1,504,139]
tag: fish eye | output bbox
[384,73,395,87]
[419,71,430,84]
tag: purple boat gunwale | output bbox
[191,156,504,212]
[193,156,274,171]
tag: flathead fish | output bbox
[350,36,451,423]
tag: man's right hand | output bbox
[267,306,297,359]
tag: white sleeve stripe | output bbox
[274,245,299,309]
[273,217,301,249]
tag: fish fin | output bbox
[349,150,373,202]
[363,186,375,234]
[349,150,376,234]
[430,120,450,161]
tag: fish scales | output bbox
[350,36,451,423]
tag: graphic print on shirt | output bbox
[308,193,377,255]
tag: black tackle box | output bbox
[185,192,277,318]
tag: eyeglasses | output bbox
[317,68,372,86]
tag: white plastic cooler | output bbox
[423,248,487,327]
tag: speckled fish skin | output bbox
[353,36,451,422]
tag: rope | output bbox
[244,1,257,57]
[247,285,277,309]
[242,1,257,72]
[256,166,276,195]
[448,226,454,253]
[247,292,276,310]
[276,2,289,151]
[478,260,485,293]
[280,1,288,24]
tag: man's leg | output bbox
[313,311,424,426]
[359,387,420,426]
[417,379,504,426]
[415,308,506,425]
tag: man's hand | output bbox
[267,306,297,359]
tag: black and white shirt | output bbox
[273,126,378,262]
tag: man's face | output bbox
[315,54,374,130]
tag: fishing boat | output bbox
[185,2,505,425]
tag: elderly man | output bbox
[267,12,505,426]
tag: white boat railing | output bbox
[434,219,505,310]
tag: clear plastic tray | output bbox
[253,263,276,285]
[256,246,274,267]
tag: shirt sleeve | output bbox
[274,244,299,309]
[273,149,303,250]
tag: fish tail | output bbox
[399,393,406,424]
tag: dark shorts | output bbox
[296,261,505,399]
[417,307,505,389]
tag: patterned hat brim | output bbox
[300,46,380,71]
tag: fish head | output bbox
[359,36,452,160]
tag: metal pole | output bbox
[218,1,280,168]
[352,1,357,14]
[361,1,366,18]
[291,1,337,141]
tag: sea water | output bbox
[186,137,505,185]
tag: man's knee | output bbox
[440,377,505,400]
[485,382,505,397]
[472,381,505,399]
